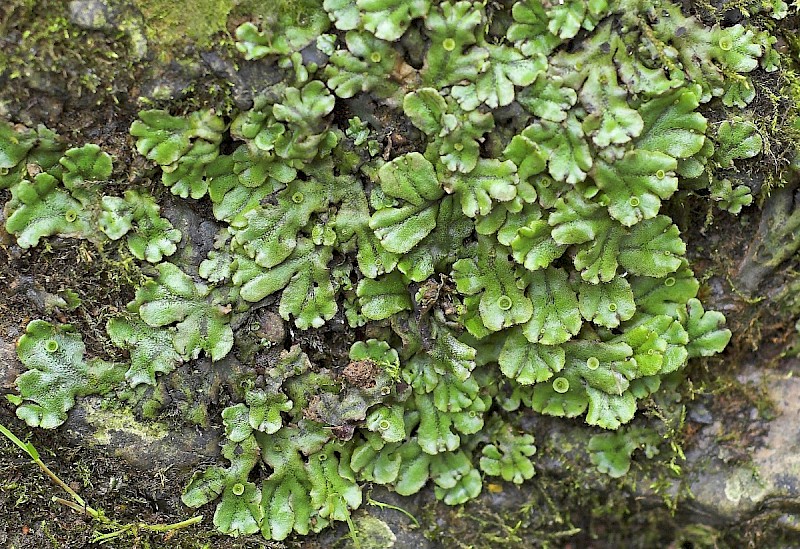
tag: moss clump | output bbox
[232,0,325,26]
[0,0,133,105]
[85,404,170,445]
[133,0,234,47]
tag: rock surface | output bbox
[684,362,800,526]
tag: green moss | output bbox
[349,515,397,548]
[724,466,768,507]
[139,391,165,419]
[84,403,170,445]
[185,402,210,426]
[233,0,324,25]
[0,0,132,104]
[133,0,233,47]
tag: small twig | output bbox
[52,496,92,516]
[0,422,202,542]
[92,524,134,544]
[343,507,361,549]
[140,515,203,533]
[367,496,420,527]
[0,423,101,518]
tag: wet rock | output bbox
[201,51,246,107]
[63,397,221,474]
[55,396,222,512]
[0,339,20,390]
[161,196,221,273]
[139,62,200,101]
[69,0,148,59]
[68,0,113,31]
[301,43,329,68]
[676,362,800,524]
[347,515,397,548]
[250,309,286,345]
[230,59,286,110]
[6,94,65,128]
[398,26,426,68]
[688,403,714,425]
[319,486,435,549]
[24,71,69,96]
[735,182,800,296]
[722,8,744,26]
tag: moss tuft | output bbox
[133,0,233,47]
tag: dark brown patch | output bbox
[341,359,378,389]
